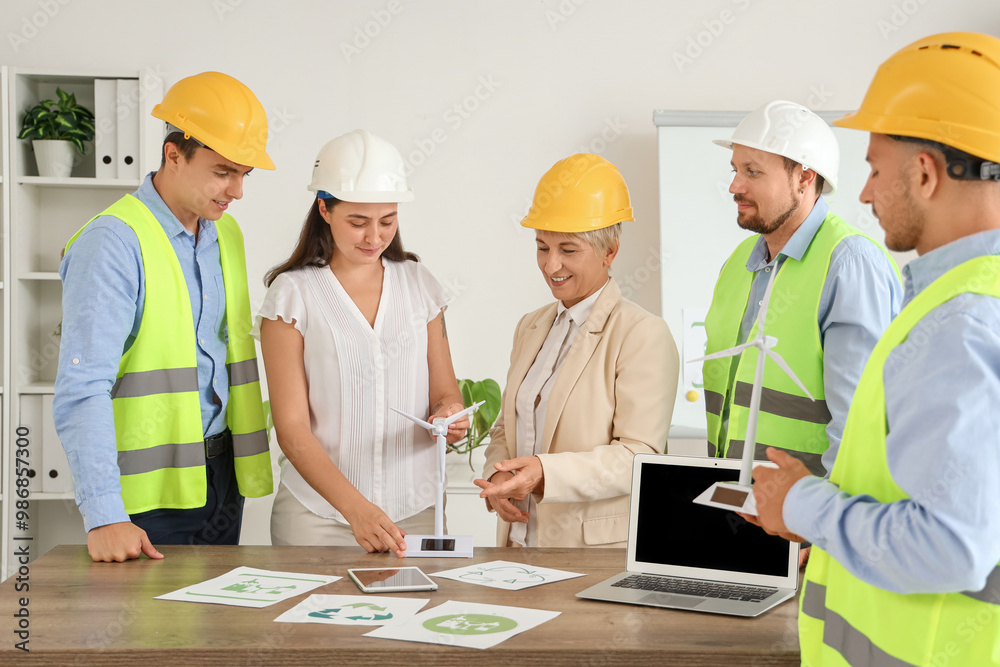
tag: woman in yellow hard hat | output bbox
[252,130,467,556]
[474,154,679,548]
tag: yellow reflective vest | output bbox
[66,195,272,514]
[800,255,1000,666]
[703,213,881,474]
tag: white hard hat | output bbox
[714,100,839,194]
[308,130,414,203]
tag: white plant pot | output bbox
[32,139,77,178]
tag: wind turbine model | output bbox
[390,401,484,557]
[688,270,814,515]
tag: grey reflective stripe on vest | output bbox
[117,441,204,475]
[727,440,827,476]
[111,367,199,399]
[228,359,260,387]
[707,442,717,457]
[734,381,832,424]
[802,582,918,667]
[963,565,1000,604]
[705,390,724,416]
[233,429,269,458]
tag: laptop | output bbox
[576,453,799,617]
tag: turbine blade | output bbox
[441,401,484,426]
[688,341,757,363]
[764,350,815,400]
[390,407,435,430]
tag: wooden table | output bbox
[0,545,800,665]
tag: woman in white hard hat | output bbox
[253,130,467,555]
[474,154,680,548]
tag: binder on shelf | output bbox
[116,79,140,181]
[19,396,42,494]
[42,394,71,494]
[93,79,118,179]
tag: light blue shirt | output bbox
[785,228,1000,594]
[735,198,903,473]
[53,172,230,532]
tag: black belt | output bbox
[205,430,232,459]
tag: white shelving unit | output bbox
[0,66,10,581]
[1,67,162,579]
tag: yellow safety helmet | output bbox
[521,153,633,233]
[834,32,1000,166]
[152,71,275,170]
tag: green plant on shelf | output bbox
[448,378,501,470]
[17,88,96,153]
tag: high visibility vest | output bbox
[800,255,1000,666]
[703,213,889,474]
[66,194,272,514]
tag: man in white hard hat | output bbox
[703,100,902,486]
[54,72,274,563]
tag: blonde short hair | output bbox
[556,223,622,255]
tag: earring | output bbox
[799,188,804,194]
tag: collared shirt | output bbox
[53,172,229,532]
[725,198,902,473]
[510,281,608,546]
[785,228,1000,594]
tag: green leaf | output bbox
[458,380,474,408]
[20,88,95,147]
[455,378,501,450]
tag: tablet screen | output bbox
[352,567,432,589]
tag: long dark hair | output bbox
[265,196,419,286]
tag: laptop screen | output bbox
[633,460,790,577]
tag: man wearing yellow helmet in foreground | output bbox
[749,32,1000,665]
[54,72,274,562]
[474,154,679,547]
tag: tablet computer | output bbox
[348,567,439,593]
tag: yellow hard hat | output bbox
[833,32,1000,164]
[521,153,633,233]
[152,71,275,170]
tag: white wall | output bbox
[4,0,995,543]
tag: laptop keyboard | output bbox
[611,574,776,602]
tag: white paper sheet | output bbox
[364,600,560,650]
[274,594,428,626]
[155,567,340,608]
[429,560,585,591]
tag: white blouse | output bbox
[252,259,450,523]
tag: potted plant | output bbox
[18,88,95,178]
[447,378,501,472]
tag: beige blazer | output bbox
[483,279,679,547]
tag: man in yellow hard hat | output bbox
[749,32,1000,665]
[54,72,275,562]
